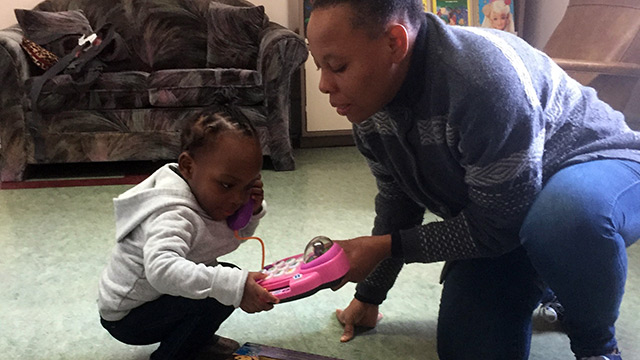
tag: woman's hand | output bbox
[335,298,383,342]
[331,234,392,289]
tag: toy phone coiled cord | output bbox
[234,230,266,269]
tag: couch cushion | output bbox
[27,71,150,112]
[206,2,268,69]
[15,9,92,58]
[148,68,263,107]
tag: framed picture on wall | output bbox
[431,0,477,26]
[478,0,516,34]
[303,0,312,34]
[422,0,431,12]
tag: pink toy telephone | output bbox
[226,202,350,303]
[257,236,350,303]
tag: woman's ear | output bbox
[178,151,194,180]
[387,23,410,63]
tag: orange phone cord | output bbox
[234,230,266,269]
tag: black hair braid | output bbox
[180,106,259,156]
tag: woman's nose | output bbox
[318,70,335,94]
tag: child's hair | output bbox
[180,106,259,157]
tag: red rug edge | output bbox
[0,174,149,190]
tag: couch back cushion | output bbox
[206,2,267,69]
[15,8,131,73]
[15,9,92,57]
[30,0,265,72]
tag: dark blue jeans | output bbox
[437,160,640,359]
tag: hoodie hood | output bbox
[113,163,206,242]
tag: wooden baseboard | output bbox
[299,133,355,148]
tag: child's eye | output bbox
[220,182,232,189]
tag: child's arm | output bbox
[143,209,249,307]
[240,272,279,313]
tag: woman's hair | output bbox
[180,106,259,157]
[311,0,424,38]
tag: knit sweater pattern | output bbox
[353,13,640,305]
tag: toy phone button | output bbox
[272,269,284,277]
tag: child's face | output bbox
[180,130,262,221]
[489,11,509,30]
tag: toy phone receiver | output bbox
[228,199,266,268]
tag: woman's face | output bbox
[307,4,402,124]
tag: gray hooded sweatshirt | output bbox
[98,163,266,321]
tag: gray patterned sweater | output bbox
[354,13,640,305]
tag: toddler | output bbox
[98,107,278,360]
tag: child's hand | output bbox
[250,175,264,215]
[240,272,279,313]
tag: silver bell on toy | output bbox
[303,236,333,264]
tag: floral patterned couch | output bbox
[0,0,308,182]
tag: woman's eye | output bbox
[333,65,346,73]
[220,182,231,189]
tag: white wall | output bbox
[1,0,41,28]
[1,0,300,30]
[253,0,301,32]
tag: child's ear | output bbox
[178,151,194,180]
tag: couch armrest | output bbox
[257,23,308,84]
[0,26,31,106]
[0,26,31,182]
[552,58,640,77]
[256,23,308,170]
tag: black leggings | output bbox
[101,265,237,360]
